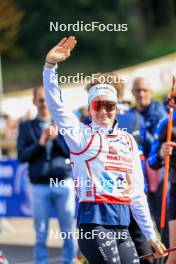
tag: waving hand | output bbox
[46,36,77,65]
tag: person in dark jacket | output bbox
[149,109,176,264]
[17,86,76,264]
[132,77,168,250]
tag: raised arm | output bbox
[43,36,89,152]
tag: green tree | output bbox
[0,0,23,55]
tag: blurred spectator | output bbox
[0,114,18,156]
[4,115,18,140]
[149,109,176,264]
[17,86,76,264]
[132,77,167,155]
[132,77,168,249]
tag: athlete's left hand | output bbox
[149,239,168,259]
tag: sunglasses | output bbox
[90,100,117,112]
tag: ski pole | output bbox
[139,246,176,260]
[160,76,176,237]
[159,77,176,264]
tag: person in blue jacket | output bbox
[132,77,168,250]
[149,109,176,264]
[132,77,167,156]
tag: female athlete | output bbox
[43,36,167,264]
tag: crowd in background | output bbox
[0,95,168,158]
[0,111,33,157]
[0,75,176,264]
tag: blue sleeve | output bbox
[150,103,167,135]
[137,115,149,192]
[138,114,146,152]
[148,118,168,169]
[145,102,167,154]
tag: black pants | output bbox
[78,224,139,264]
[168,182,176,220]
[148,182,169,248]
[129,213,154,264]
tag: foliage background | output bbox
[1,0,176,91]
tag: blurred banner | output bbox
[0,159,32,217]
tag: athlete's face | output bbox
[89,95,117,128]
